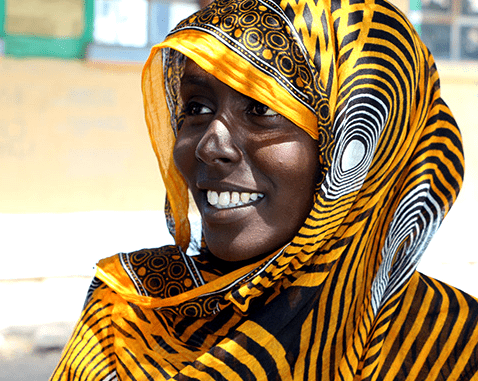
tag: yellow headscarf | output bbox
[51,1,478,380]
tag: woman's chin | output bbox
[204,243,274,273]
[203,229,287,266]
[206,242,262,263]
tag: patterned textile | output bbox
[51,0,478,380]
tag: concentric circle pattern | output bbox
[121,247,226,318]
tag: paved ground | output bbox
[0,277,91,380]
[0,322,75,381]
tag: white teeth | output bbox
[207,190,264,209]
[218,192,230,206]
[231,192,240,204]
[208,190,218,206]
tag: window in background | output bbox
[88,0,198,62]
[0,0,94,58]
[411,0,478,60]
[94,0,148,48]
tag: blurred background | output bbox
[0,0,477,379]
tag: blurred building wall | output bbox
[0,58,165,213]
[439,63,478,202]
[393,0,408,12]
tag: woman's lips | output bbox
[197,189,265,225]
[194,180,266,224]
[207,190,265,209]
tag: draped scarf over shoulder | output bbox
[51,1,478,380]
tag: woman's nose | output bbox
[195,118,241,165]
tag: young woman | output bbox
[51,0,478,380]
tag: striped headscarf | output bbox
[51,1,478,380]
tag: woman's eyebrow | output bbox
[181,74,211,89]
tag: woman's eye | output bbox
[248,101,279,116]
[185,102,213,116]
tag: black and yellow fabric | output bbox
[51,0,478,380]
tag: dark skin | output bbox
[198,0,214,8]
[173,59,320,264]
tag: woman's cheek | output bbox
[173,135,197,181]
[253,141,312,177]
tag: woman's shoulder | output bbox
[91,245,205,302]
[416,271,478,310]
[383,271,478,379]
[402,271,478,335]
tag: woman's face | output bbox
[173,59,320,262]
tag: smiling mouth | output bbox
[207,190,264,209]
